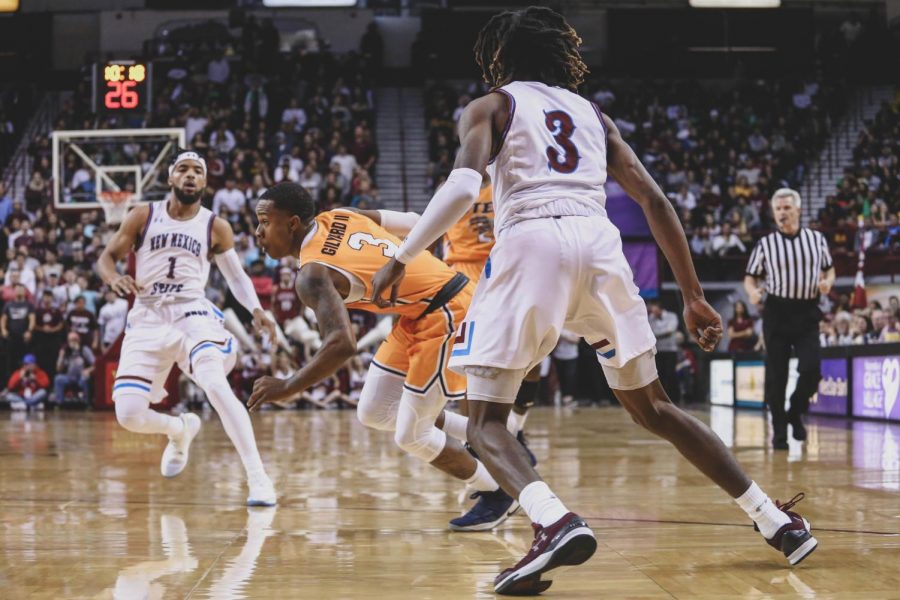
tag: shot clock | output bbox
[93,61,153,113]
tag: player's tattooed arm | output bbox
[97,204,150,297]
[603,113,722,352]
[248,263,356,410]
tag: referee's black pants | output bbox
[762,297,822,444]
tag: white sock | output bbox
[519,480,568,527]
[440,410,468,442]
[506,410,528,435]
[195,364,266,476]
[465,460,499,492]
[735,481,791,539]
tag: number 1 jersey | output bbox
[487,80,609,233]
[134,200,215,302]
[298,209,458,318]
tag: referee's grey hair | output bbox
[771,187,802,209]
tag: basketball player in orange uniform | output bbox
[248,182,519,531]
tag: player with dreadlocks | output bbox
[372,6,817,595]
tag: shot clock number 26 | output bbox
[93,61,153,113]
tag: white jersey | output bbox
[134,200,215,302]
[486,81,609,232]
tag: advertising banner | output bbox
[852,355,900,421]
[811,358,849,416]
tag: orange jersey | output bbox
[444,184,495,265]
[299,209,459,318]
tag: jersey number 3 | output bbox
[544,110,580,174]
[348,232,398,257]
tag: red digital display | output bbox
[95,62,151,113]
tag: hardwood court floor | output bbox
[1,405,899,599]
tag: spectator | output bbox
[281,97,308,134]
[711,223,747,256]
[2,354,49,411]
[5,251,37,295]
[690,226,713,256]
[66,295,98,350]
[33,289,64,375]
[648,300,680,404]
[97,288,128,352]
[52,269,80,311]
[329,143,357,185]
[206,51,230,85]
[727,300,756,352]
[298,164,322,199]
[212,178,247,221]
[274,156,300,183]
[2,283,35,374]
[53,331,94,406]
[0,181,12,227]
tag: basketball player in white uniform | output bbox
[372,7,817,595]
[98,150,278,506]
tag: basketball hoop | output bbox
[98,191,134,225]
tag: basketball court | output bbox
[3,407,898,599]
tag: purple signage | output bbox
[606,181,658,297]
[811,358,848,416]
[852,355,900,421]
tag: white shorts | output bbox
[448,215,656,374]
[113,298,237,403]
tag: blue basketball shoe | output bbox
[449,488,520,532]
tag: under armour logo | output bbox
[532,533,548,552]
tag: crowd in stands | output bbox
[0,18,386,411]
[425,77,845,263]
[720,292,900,351]
[816,94,900,253]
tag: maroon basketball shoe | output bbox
[494,512,597,596]
[755,493,818,566]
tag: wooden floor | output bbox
[1,405,899,600]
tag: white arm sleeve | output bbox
[377,210,420,237]
[215,249,263,313]
[394,168,482,264]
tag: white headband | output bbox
[168,151,208,177]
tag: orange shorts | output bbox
[448,259,488,284]
[372,283,473,398]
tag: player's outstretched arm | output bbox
[210,217,277,342]
[248,263,356,411]
[370,93,502,306]
[603,113,722,351]
[98,205,150,297]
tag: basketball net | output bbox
[98,190,133,225]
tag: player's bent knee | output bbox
[394,389,447,463]
[114,395,153,433]
[602,350,658,391]
[356,367,404,431]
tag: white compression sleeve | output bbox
[377,210,421,237]
[394,168,482,264]
[215,249,263,313]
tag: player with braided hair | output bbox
[373,6,817,595]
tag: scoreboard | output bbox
[93,61,153,113]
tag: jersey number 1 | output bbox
[544,110,580,174]
[167,257,176,279]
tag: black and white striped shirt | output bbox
[746,228,833,300]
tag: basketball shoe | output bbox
[755,493,818,565]
[161,413,201,477]
[449,489,519,531]
[247,469,277,507]
[494,512,597,596]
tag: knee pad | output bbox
[357,365,404,432]
[393,388,447,463]
[602,350,658,391]
[465,366,526,404]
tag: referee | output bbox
[743,188,835,450]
